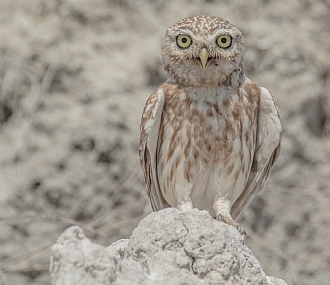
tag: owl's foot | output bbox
[217,214,246,236]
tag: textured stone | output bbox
[49,226,117,285]
[50,209,288,285]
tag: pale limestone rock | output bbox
[50,208,287,285]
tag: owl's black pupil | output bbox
[182,38,187,43]
[221,38,227,43]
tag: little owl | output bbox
[139,16,282,235]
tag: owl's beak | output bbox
[199,48,209,70]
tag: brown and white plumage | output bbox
[139,16,282,234]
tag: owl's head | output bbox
[161,16,245,88]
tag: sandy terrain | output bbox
[0,1,330,284]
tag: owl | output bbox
[139,16,282,235]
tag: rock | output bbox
[49,226,117,285]
[49,208,288,285]
[107,239,129,259]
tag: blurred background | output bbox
[0,1,330,284]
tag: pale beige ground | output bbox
[0,1,330,285]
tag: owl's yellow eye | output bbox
[216,35,232,49]
[176,35,192,48]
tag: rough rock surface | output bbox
[50,209,287,285]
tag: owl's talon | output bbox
[236,225,246,237]
[216,214,246,236]
[217,213,223,222]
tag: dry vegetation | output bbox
[0,1,330,285]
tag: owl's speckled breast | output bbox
[157,82,259,215]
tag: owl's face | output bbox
[161,16,245,87]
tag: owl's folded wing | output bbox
[139,88,169,211]
[231,87,282,220]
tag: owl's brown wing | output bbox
[231,87,282,220]
[139,88,169,211]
